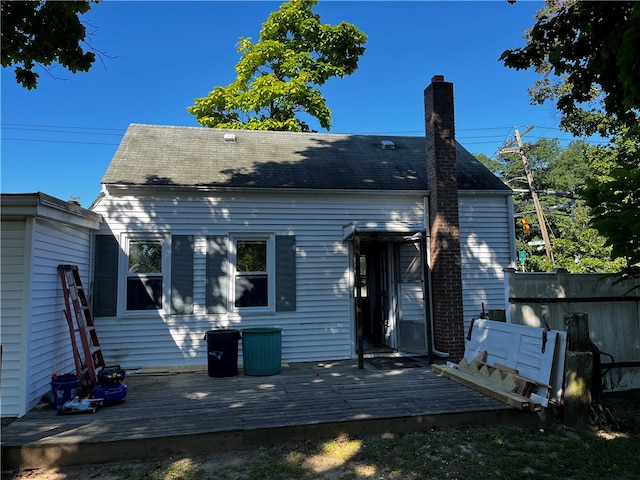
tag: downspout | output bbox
[424,195,449,359]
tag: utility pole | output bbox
[501,127,554,264]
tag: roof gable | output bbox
[102,124,509,192]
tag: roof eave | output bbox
[1,192,103,229]
[101,184,430,197]
[458,189,513,196]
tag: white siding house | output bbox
[459,193,516,329]
[91,190,429,369]
[0,194,102,418]
[1,78,516,418]
[89,78,515,371]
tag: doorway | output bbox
[355,238,429,356]
[359,243,393,353]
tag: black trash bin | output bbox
[204,329,241,377]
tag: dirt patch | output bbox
[2,447,326,480]
[598,389,640,434]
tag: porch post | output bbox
[354,233,364,369]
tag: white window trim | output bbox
[118,233,170,317]
[229,232,275,313]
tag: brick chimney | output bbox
[424,75,465,362]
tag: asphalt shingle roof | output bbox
[102,124,510,192]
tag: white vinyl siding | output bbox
[91,191,425,369]
[458,193,515,332]
[27,219,93,413]
[1,216,94,418]
[0,221,29,418]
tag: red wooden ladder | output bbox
[58,264,105,388]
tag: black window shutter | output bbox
[93,235,118,317]
[206,236,228,314]
[171,235,194,315]
[276,235,296,312]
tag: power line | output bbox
[0,121,590,135]
[1,122,126,145]
[3,126,124,137]
[2,122,126,132]
[0,122,609,149]
[0,137,120,146]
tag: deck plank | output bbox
[1,359,544,470]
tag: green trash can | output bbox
[241,327,282,376]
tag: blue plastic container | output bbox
[92,383,127,403]
[50,375,79,410]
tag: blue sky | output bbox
[2,0,577,208]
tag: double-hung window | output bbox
[126,239,164,311]
[206,234,295,313]
[92,233,294,317]
[234,238,270,308]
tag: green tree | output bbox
[552,203,627,274]
[477,138,621,273]
[501,0,640,279]
[188,0,367,132]
[582,128,640,280]
[500,1,640,135]
[1,1,97,89]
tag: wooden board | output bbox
[1,359,515,449]
[464,319,567,405]
[431,364,539,411]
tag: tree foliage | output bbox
[477,138,624,273]
[188,0,367,132]
[501,1,640,280]
[500,1,640,136]
[582,128,640,279]
[1,0,97,89]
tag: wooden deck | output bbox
[1,357,544,470]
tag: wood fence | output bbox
[504,269,640,392]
